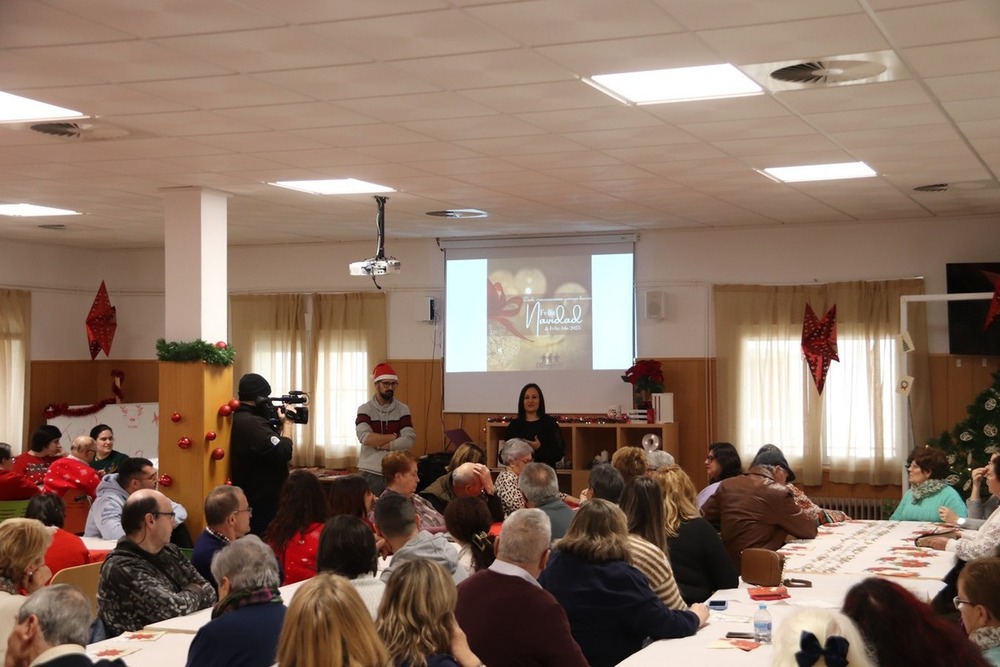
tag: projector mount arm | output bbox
[371,195,387,290]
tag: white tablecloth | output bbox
[87,631,193,667]
[143,579,309,634]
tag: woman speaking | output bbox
[504,383,565,468]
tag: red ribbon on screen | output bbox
[487,279,532,341]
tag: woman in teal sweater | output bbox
[890,447,967,522]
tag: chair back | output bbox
[61,490,92,536]
[0,499,32,521]
[49,561,103,617]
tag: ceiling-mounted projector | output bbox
[349,195,401,279]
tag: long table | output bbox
[618,520,954,666]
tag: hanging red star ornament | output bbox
[801,303,838,394]
[983,270,1000,331]
[86,280,117,360]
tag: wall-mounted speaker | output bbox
[416,296,436,322]
[644,290,666,320]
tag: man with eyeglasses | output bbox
[97,489,216,638]
[356,363,416,496]
[42,435,101,499]
[191,485,253,587]
[84,457,188,542]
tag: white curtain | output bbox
[0,289,31,448]
[715,279,928,485]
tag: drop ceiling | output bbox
[0,0,997,249]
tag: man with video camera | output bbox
[231,373,294,536]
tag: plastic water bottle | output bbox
[753,603,772,644]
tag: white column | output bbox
[161,187,229,342]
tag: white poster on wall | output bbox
[48,402,159,460]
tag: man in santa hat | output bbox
[356,363,416,495]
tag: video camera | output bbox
[259,391,310,426]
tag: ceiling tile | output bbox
[875,0,1000,48]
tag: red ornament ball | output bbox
[215,341,228,349]
[205,430,217,441]
[218,404,232,417]
[228,398,241,411]
[170,412,182,423]
[211,448,226,461]
[177,436,192,449]
[225,478,233,486]
[159,474,173,488]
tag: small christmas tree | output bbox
[926,370,1000,497]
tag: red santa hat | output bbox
[372,363,398,383]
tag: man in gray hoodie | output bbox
[84,457,187,540]
[374,492,467,584]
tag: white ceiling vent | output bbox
[29,121,131,140]
[739,50,908,92]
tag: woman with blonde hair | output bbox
[377,559,482,667]
[0,518,53,664]
[275,572,389,667]
[653,464,737,604]
[539,500,706,667]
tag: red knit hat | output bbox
[372,363,398,383]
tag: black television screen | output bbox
[946,262,1000,356]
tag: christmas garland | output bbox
[156,338,235,366]
[44,370,125,419]
[486,415,628,424]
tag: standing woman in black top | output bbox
[504,383,565,468]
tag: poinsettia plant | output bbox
[621,359,665,394]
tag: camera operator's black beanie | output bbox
[238,373,271,401]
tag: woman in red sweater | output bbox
[266,469,329,584]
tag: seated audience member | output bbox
[495,438,533,517]
[772,608,875,667]
[696,441,741,509]
[42,435,101,500]
[580,463,625,505]
[275,573,390,667]
[378,451,446,531]
[519,462,574,541]
[444,497,495,574]
[540,500,706,667]
[317,515,386,619]
[328,473,376,528]
[185,536,285,667]
[12,426,63,487]
[619,476,688,610]
[941,451,1000,528]
[455,508,588,667]
[958,556,1000,665]
[702,462,817,569]
[420,442,486,501]
[0,519,52,665]
[374,493,468,584]
[842,577,991,667]
[611,446,646,486]
[266,469,329,585]
[89,424,129,476]
[890,446,967,522]
[0,443,39,501]
[655,464,739,604]
[25,494,89,578]
[84,457,188,541]
[645,449,674,474]
[918,456,1000,559]
[191,485,252,587]
[421,462,503,522]
[5,584,126,667]
[377,559,482,667]
[752,444,849,523]
[97,489,216,637]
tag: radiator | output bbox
[811,496,886,521]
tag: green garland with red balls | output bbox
[155,338,235,366]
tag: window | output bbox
[0,289,30,446]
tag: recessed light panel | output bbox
[0,91,84,123]
[268,178,394,195]
[586,64,763,105]
[0,204,81,217]
[759,161,877,183]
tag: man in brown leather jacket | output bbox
[702,464,818,569]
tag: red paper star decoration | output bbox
[983,270,1000,331]
[802,303,838,394]
[86,280,117,360]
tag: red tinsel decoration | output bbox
[43,370,126,419]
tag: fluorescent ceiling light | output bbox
[269,178,394,195]
[0,91,84,123]
[586,64,763,105]
[0,204,81,217]
[760,161,877,183]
